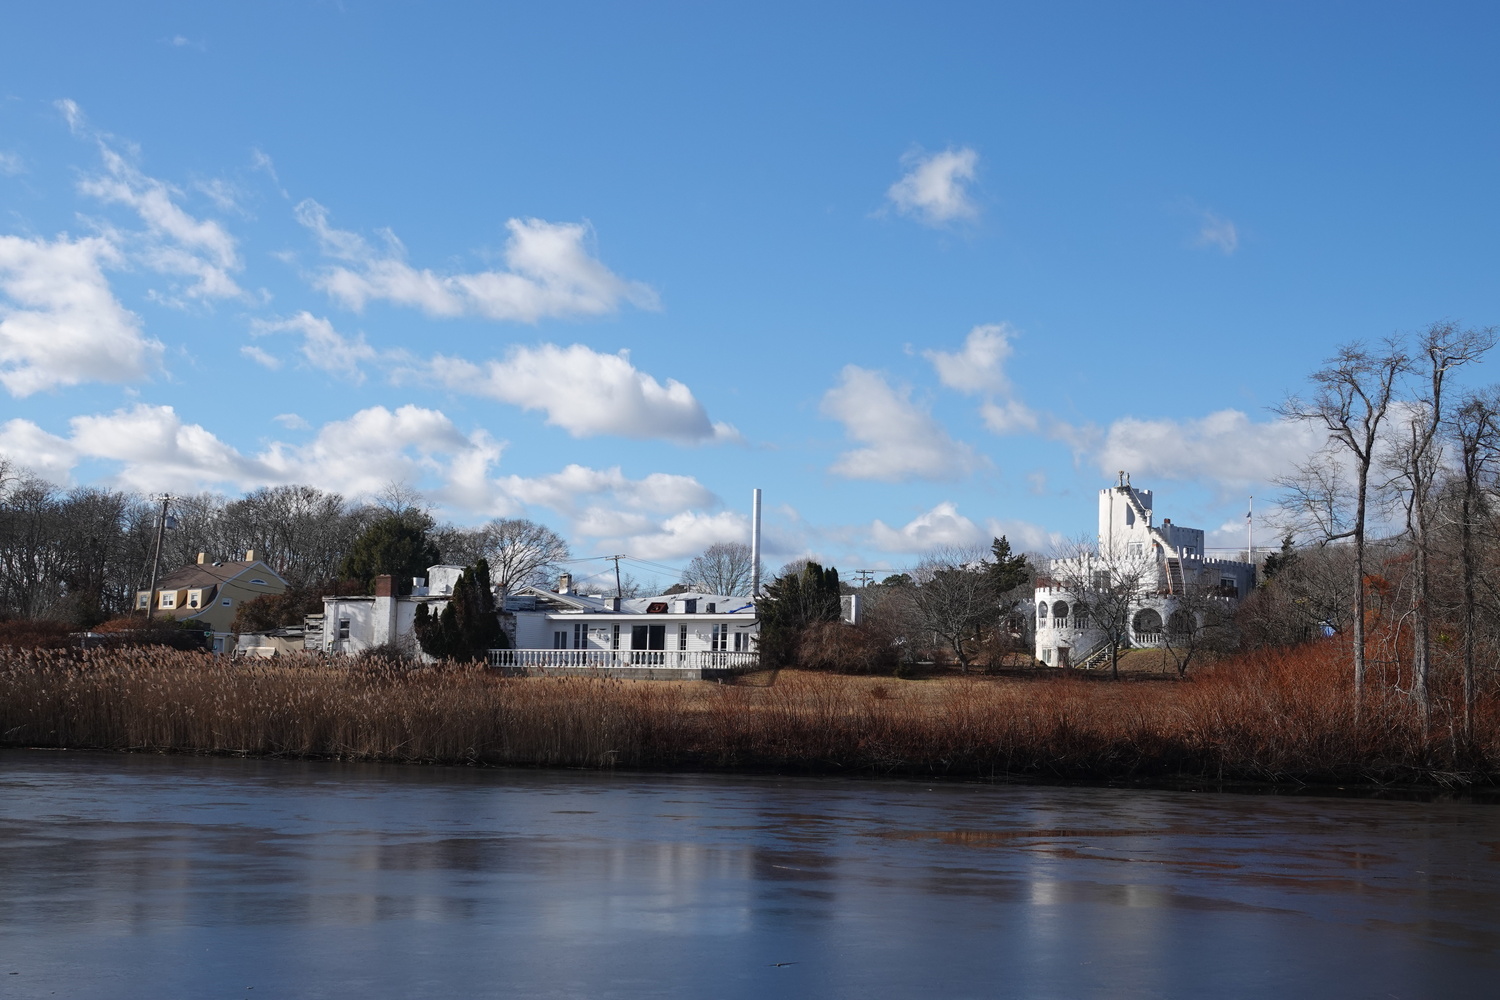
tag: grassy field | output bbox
[1,641,1495,786]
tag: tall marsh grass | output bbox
[1,642,1495,784]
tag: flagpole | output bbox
[1247,495,1253,563]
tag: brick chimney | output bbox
[375,574,395,597]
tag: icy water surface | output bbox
[1,751,1497,999]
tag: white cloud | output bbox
[1,402,505,502]
[1096,409,1326,489]
[0,152,23,176]
[1195,210,1239,255]
[258,404,494,501]
[870,502,1059,556]
[924,323,1038,434]
[425,343,735,443]
[76,138,244,301]
[871,501,985,551]
[296,200,658,322]
[0,418,77,482]
[603,510,750,562]
[0,234,161,396]
[924,323,1016,395]
[251,311,386,383]
[0,404,738,550]
[822,365,981,482]
[886,147,980,226]
[240,345,281,370]
[497,463,716,516]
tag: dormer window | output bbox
[250,579,267,586]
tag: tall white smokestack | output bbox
[750,488,762,597]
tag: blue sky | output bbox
[2,2,1498,581]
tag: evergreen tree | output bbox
[414,559,506,661]
[987,536,1031,596]
[757,561,842,666]
[340,510,441,594]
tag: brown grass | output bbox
[1,641,1496,785]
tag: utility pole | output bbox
[605,554,626,599]
[144,493,173,620]
[853,569,875,588]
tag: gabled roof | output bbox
[155,559,288,591]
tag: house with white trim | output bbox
[135,551,288,653]
[496,573,758,678]
[314,567,761,678]
[1034,475,1255,668]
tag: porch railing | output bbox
[487,648,759,672]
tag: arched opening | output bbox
[1052,600,1070,620]
[1037,601,1048,620]
[1167,609,1195,638]
[1132,608,1163,635]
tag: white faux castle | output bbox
[1034,474,1256,667]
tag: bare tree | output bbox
[1279,339,1409,703]
[909,546,997,672]
[477,518,570,594]
[1450,388,1500,740]
[680,541,762,596]
[1385,323,1495,718]
[1161,573,1239,678]
[1049,535,1157,680]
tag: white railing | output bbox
[487,648,759,672]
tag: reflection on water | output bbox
[1,752,1498,999]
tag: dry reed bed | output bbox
[1,643,1495,785]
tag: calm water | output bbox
[1,752,1497,999]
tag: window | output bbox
[711,624,728,651]
[683,598,697,614]
[631,625,666,650]
[222,598,232,606]
[706,602,716,613]
[1037,601,1048,620]
[573,623,587,649]
[612,624,620,650]
[679,624,688,650]
[645,602,669,614]
[733,631,750,652]
[136,593,149,609]
[160,592,176,609]
[554,630,568,649]
[338,619,350,640]
[1042,648,1053,664]
[250,579,267,586]
[188,592,201,609]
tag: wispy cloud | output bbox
[1195,209,1239,255]
[924,323,1038,434]
[250,311,390,383]
[886,146,980,226]
[61,100,245,302]
[822,365,981,482]
[0,151,23,176]
[295,199,658,322]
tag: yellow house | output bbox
[135,550,289,635]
